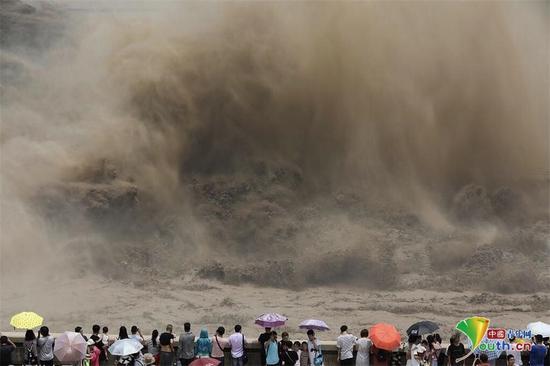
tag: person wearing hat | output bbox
[143,353,157,366]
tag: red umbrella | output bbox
[369,323,401,351]
[189,358,221,366]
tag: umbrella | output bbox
[255,313,288,328]
[369,323,401,351]
[53,331,87,363]
[10,312,43,329]
[527,321,550,337]
[109,338,144,356]
[406,321,439,336]
[189,358,221,366]
[299,319,330,331]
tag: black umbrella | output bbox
[406,321,439,336]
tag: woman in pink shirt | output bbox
[87,339,101,366]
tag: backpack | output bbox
[313,344,323,366]
[25,345,37,365]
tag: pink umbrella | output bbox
[255,313,288,328]
[189,358,221,366]
[299,319,330,331]
[54,331,87,362]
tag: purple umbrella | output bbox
[53,331,87,363]
[299,319,330,331]
[255,313,288,328]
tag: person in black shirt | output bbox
[280,341,298,366]
[0,336,16,366]
[447,335,465,366]
[159,324,176,366]
[258,328,272,366]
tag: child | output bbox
[102,327,110,361]
[293,342,302,366]
[300,341,309,366]
[281,341,298,366]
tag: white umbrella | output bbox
[527,321,550,337]
[53,331,87,362]
[298,319,330,331]
[108,338,144,356]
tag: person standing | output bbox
[265,331,280,366]
[118,326,129,340]
[101,327,110,363]
[212,327,228,365]
[195,329,212,358]
[426,335,441,366]
[447,335,465,366]
[531,335,548,366]
[147,330,160,364]
[37,326,55,366]
[372,345,390,366]
[178,323,195,366]
[130,326,145,345]
[228,325,247,366]
[506,337,522,366]
[23,329,38,366]
[478,354,490,366]
[299,342,309,366]
[90,325,107,366]
[337,325,356,366]
[412,345,427,366]
[75,327,88,342]
[281,341,299,366]
[159,325,176,366]
[307,330,323,366]
[292,342,302,366]
[259,328,272,366]
[0,336,16,366]
[355,329,372,366]
[544,337,550,366]
[507,355,519,366]
[87,339,102,366]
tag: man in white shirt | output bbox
[228,324,247,366]
[307,330,323,366]
[129,326,145,344]
[337,325,357,366]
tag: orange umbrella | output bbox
[369,323,401,351]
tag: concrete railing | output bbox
[1,332,395,366]
[3,332,513,366]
